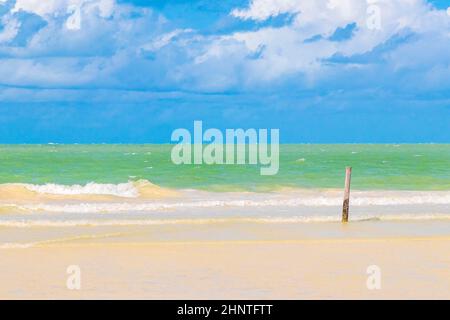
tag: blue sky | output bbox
[0,0,449,143]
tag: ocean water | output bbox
[0,144,450,245]
[1,144,449,190]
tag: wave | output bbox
[24,181,140,197]
[0,180,177,201]
[5,193,450,214]
[1,214,450,228]
[1,181,450,217]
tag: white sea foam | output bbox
[0,214,450,228]
[23,181,140,198]
[4,181,450,207]
[9,192,450,214]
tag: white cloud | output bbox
[231,0,303,21]
[0,16,20,43]
[95,0,115,18]
[140,29,193,52]
[0,0,449,93]
[215,0,450,84]
[12,0,74,17]
[0,1,168,89]
[12,0,116,24]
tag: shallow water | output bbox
[1,144,449,247]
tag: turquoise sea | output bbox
[1,144,449,191]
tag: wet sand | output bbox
[1,236,449,299]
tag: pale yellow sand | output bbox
[1,237,449,299]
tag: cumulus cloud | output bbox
[231,0,303,21]
[0,15,19,43]
[12,0,115,19]
[139,28,194,53]
[193,0,450,92]
[0,0,449,94]
[0,0,173,89]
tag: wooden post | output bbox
[342,167,352,223]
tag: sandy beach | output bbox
[1,221,449,300]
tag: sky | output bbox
[0,0,449,143]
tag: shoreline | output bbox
[2,219,450,247]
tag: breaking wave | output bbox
[0,180,177,201]
[24,181,140,198]
[1,214,450,228]
[4,192,450,214]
